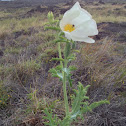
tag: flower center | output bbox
[64,24,75,32]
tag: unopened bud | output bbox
[47,11,54,23]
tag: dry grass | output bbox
[85,3,126,23]
[0,16,44,31]
[0,2,126,126]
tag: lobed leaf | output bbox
[51,58,64,62]
[44,26,60,31]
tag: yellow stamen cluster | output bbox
[64,24,75,32]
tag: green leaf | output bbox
[62,68,70,75]
[72,42,76,49]
[70,83,90,120]
[51,58,64,62]
[67,54,76,61]
[69,66,77,71]
[68,76,73,87]
[43,108,59,126]
[57,72,63,79]
[55,65,62,70]
[62,67,76,87]
[44,20,59,26]
[69,82,110,122]
[72,50,80,53]
[44,26,60,31]
[60,116,71,126]
[54,39,69,43]
[88,100,110,110]
[58,32,65,36]
[59,37,65,40]
[49,68,63,80]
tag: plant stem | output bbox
[63,43,69,116]
[63,58,69,116]
[58,42,69,116]
[58,42,63,68]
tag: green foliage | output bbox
[49,65,76,87]
[47,11,54,23]
[44,11,59,33]
[68,82,109,123]
[54,39,69,43]
[70,83,90,120]
[43,11,110,126]
[43,82,109,126]
[87,100,110,111]
[45,26,60,31]
[49,65,63,80]
[51,58,64,62]
[60,116,71,126]
[43,109,60,126]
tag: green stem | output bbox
[58,42,69,116]
[58,42,63,68]
[63,43,70,116]
[63,58,69,116]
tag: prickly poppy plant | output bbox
[43,2,109,126]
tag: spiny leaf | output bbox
[89,100,110,110]
[44,26,60,31]
[49,68,63,79]
[70,82,109,122]
[60,116,71,126]
[67,54,76,61]
[69,66,77,71]
[62,68,70,75]
[68,76,73,87]
[43,108,60,126]
[72,49,80,53]
[72,42,76,49]
[54,39,69,43]
[51,58,64,62]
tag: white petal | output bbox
[71,36,95,43]
[71,10,92,27]
[60,10,80,31]
[82,37,95,43]
[60,2,92,29]
[75,2,92,18]
[71,3,92,26]
[63,2,81,20]
[63,31,72,40]
[60,2,80,25]
[60,19,65,31]
[71,19,98,37]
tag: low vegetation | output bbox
[0,1,126,126]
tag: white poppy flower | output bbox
[60,2,98,43]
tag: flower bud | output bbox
[47,11,54,23]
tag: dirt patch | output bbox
[96,22,126,43]
[98,0,105,4]
[26,5,70,16]
[13,27,38,39]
